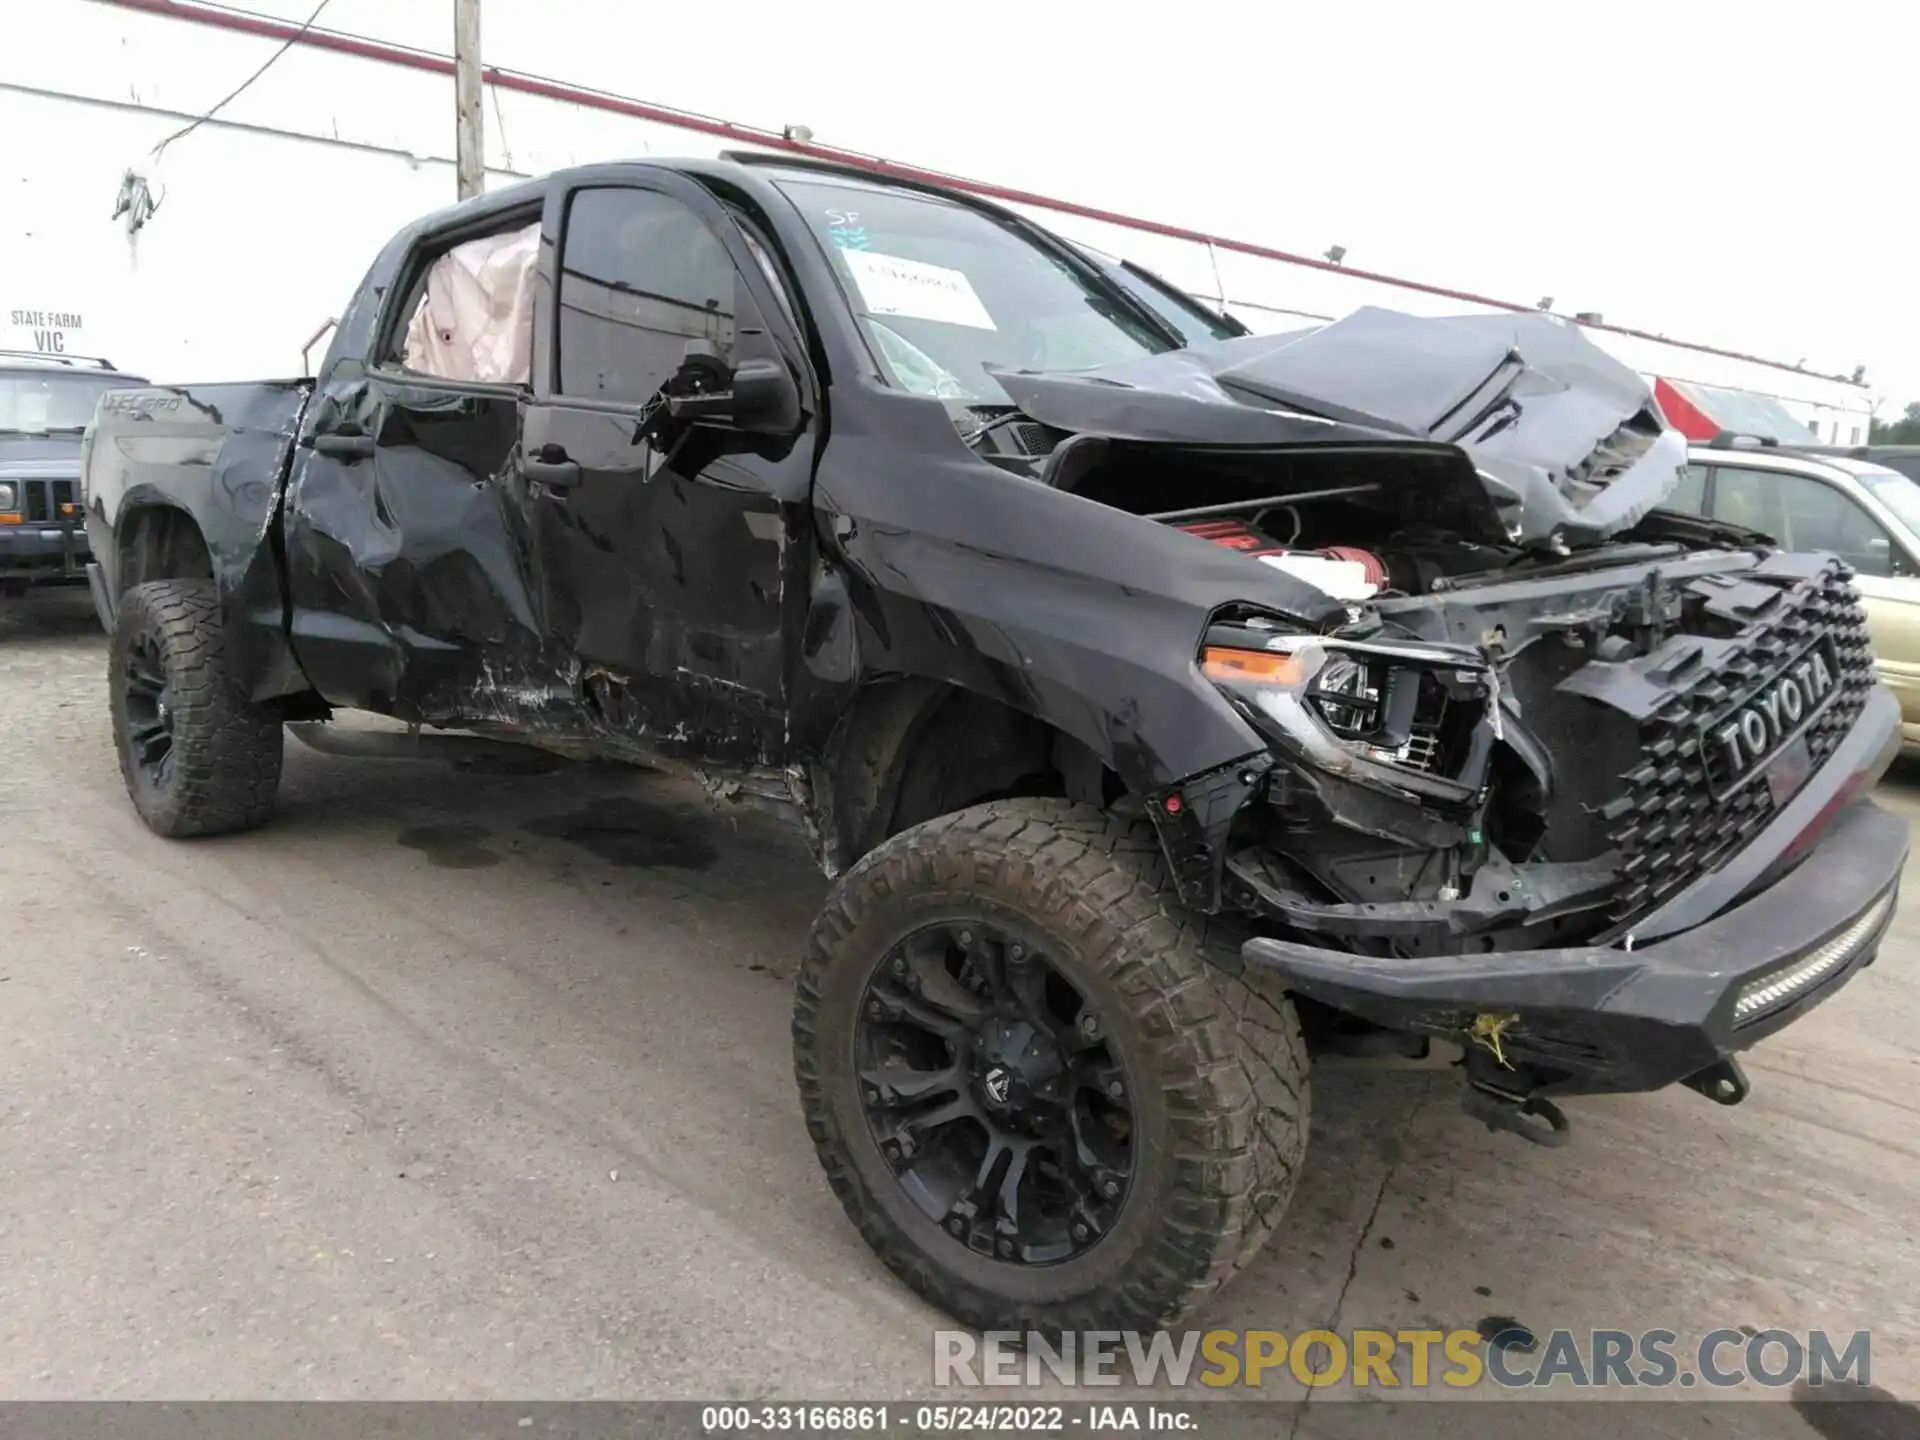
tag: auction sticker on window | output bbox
[841,250,996,330]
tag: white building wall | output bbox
[1,0,1877,441]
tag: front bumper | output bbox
[0,520,92,585]
[1244,696,1909,1097]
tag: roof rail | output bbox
[1707,430,1781,450]
[0,349,116,370]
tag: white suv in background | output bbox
[1671,436,1920,742]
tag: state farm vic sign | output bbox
[6,308,85,354]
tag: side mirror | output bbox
[665,339,799,434]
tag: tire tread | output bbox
[110,579,283,838]
[792,797,1308,1331]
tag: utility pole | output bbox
[454,0,484,200]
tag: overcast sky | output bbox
[258,0,1920,410]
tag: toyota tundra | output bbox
[81,153,1905,1333]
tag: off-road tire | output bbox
[793,797,1309,1333]
[110,579,283,837]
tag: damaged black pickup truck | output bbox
[83,153,1906,1333]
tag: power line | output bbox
[490,81,515,173]
[150,0,333,159]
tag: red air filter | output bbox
[1175,518,1285,556]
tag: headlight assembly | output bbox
[0,481,15,511]
[1202,625,1499,798]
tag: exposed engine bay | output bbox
[1172,516,1390,601]
[982,307,1693,552]
[958,306,1710,615]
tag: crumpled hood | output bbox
[991,307,1686,550]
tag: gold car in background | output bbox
[1673,441,1920,742]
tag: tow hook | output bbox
[1679,1056,1750,1107]
[1461,1082,1571,1148]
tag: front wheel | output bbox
[793,798,1309,1333]
[109,579,284,838]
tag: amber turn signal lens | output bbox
[1202,646,1306,685]
[0,512,22,526]
[59,502,78,516]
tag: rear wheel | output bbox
[793,798,1309,1333]
[110,579,283,837]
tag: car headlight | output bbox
[1201,625,1499,797]
[0,482,15,510]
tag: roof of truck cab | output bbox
[408,154,998,236]
[719,152,979,195]
[1798,444,1920,458]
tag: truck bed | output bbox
[84,378,314,697]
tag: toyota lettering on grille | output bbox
[1700,636,1839,798]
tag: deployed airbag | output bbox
[403,223,539,385]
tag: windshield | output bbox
[1860,469,1920,537]
[1111,270,1242,347]
[0,372,140,433]
[778,178,1175,403]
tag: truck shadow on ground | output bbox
[0,584,102,643]
[279,745,808,869]
[1793,1385,1920,1440]
[1879,749,1920,795]
[266,742,831,960]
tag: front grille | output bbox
[20,478,78,523]
[1598,559,1876,923]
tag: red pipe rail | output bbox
[95,0,1863,389]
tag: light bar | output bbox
[1733,890,1893,1025]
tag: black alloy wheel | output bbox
[120,628,177,790]
[855,920,1134,1267]
[108,579,284,837]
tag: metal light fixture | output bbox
[783,124,814,144]
[1536,296,1554,311]
[1323,245,1346,265]
[1733,891,1891,1025]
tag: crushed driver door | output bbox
[517,164,818,769]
